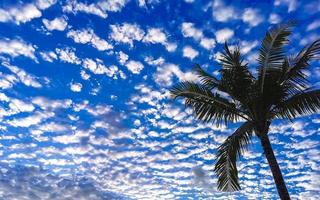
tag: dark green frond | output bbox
[214,121,254,192]
[170,81,249,125]
[280,39,320,91]
[219,43,255,103]
[272,89,320,120]
[258,21,296,93]
[193,64,220,89]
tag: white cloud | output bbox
[36,0,57,9]
[67,28,113,51]
[182,22,203,40]
[143,28,177,52]
[274,0,297,12]
[307,19,320,31]
[242,8,263,27]
[117,51,129,65]
[181,22,216,50]
[7,112,54,127]
[110,23,176,51]
[63,0,107,18]
[0,4,42,24]
[199,38,216,50]
[268,13,281,24]
[212,0,237,22]
[0,39,36,60]
[70,82,82,92]
[97,0,128,12]
[144,56,165,66]
[40,51,57,62]
[32,96,72,110]
[165,42,178,52]
[82,58,126,79]
[9,99,35,113]
[55,47,81,64]
[153,63,197,86]
[2,62,42,88]
[42,17,68,31]
[125,60,144,74]
[240,40,259,55]
[183,46,199,60]
[143,28,167,44]
[80,70,90,80]
[110,23,145,47]
[0,1,56,24]
[215,28,234,43]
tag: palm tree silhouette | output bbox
[170,21,320,200]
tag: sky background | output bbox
[0,0,319,199]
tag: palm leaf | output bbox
[214,121,254,191]
[193,64,220,89]
[258,21,296,93]
[170,81,249,125]
[272,89,320,120]
[219,43,255,103]
[280,39,320,91]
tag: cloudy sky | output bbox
[0,0,319,199]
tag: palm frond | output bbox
[193,64,220,89]
[214,121,254,192]
[258,21,296,93]
[219,43,255,103]
[272,89,320,120]
[170,81,249,125]
[280,39,320,91]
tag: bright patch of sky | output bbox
[0,0,319,199]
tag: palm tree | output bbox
[170,21,320,200]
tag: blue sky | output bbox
[0,0,319,199]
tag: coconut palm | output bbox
[170,21,320,200]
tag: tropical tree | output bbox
[170,21,320,200]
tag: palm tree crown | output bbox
[170,21,320,199]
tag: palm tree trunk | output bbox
[259,133,291,200]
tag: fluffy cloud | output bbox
[268,13,281,24]
[117,51,129,65]
[212,0,237,22]
[9,99,35,113]
[36,0,57,9]
[0,1,56,24]
[110,23,145,47]
[42,17,68,31]
[183,46,199,60]
[67,28,113,51]
[70,82,82,92]
[63,0,108,18]
[0,4,41,24]
[240,40,259,55]
[181,22,216,50]
[63,0,128,18]
[2,62,42,88]
[307,19,320,31]
[242,8,264,27]
[215,28,234,43]
[40,51,58,62]
[125,60,144,74]
[0,39,36,60]
[7,111,54,127]
[143,28,177,52]
[97,0,129,12]
[274,0,298,12]
[55,47,81,64]
[82,58,126,79]
[0,164,127,200]
[153,63,197,86]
